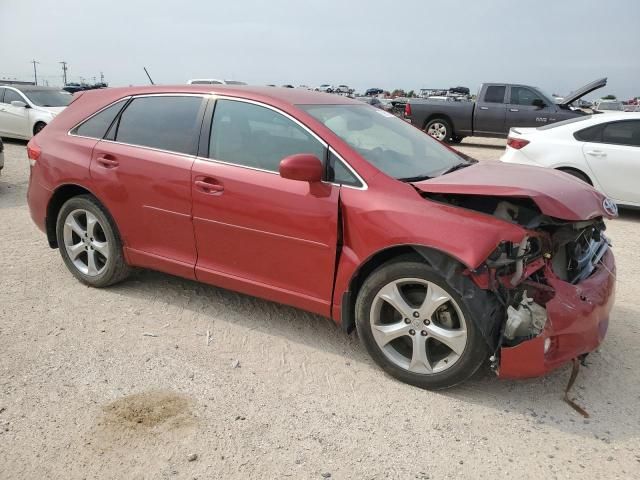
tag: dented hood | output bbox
[413,163,613,221]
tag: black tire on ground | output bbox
[557,168,591,185]
[450,135,465,144]
[424,118,453,143]
[33,122,47,135]
[355,260,489,390]
[56,194,130,287]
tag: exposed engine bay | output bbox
[423,192,611,352]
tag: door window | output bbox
[71,99,128,139]
[601,121,640,147]
[484,86,506,103]
[510,86,544,106]
[3,89,24,104]
[113,96,204,155]
[209,99,326,172]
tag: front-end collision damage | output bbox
[421,192,616,378]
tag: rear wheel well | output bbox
[33,121,47,135]
[46,185,94,248]
[341,246,461,334]
[556,167,593,185]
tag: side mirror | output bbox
[532,99,545,109]
[11,100,28,108]
[279,154,323,183]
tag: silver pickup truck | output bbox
[405,78,606,143]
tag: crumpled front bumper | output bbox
[498,249,616,378]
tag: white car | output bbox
[187,79,247,85]
[0,136,4,175]
[500,112,640,208]
[0,85,72,140]
[316,84,334,93]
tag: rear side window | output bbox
[209,99,325,172]
[114,96,204,155]
[72,99,127,139]
[484,86,506,104]
[601,121,640,147]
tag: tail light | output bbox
[27,139,41,166]
[507,137,530,150]
[404,103,412,117]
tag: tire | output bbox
[33,122,46,136]
[557,168,591,185]
[355,260,488,390]
[425,118,453,143]
[450,135,465,144]
[56,195,130,287]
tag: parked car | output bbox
[592,100,625,113]
[0,85,72,139]
[501,113,640,207]
[187,79,247,85]
[405,78,606,143]
[27,85,616,389]
[0,136,4,175]
[365,88,384,96]
[281,84,295,89]
[316,84,333,93]
[334,85,352,95]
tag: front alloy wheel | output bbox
[356,260,488,389]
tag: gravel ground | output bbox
[1,137,639,479]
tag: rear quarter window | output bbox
[71,99,128,139]
[574,124,603,142]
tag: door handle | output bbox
[96,156,119,168]
[509,108,519,112]
[586,150,607,157]
[195,179,224,194]
[479,106,489,110]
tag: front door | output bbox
[0,88,30,138]
[506,85,557,129]
[89,94,205,278]
[191,98,340,315]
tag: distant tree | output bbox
[407,90,415,98]
[391,89,406,98]
[602,94,617,100]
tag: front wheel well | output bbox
[46,184,94,247]
[341,245,463,334]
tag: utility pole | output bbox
[30,59,39,86]
[100,71,104,83]
[59,61,68,86]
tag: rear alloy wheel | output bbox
[356,261,487,389]
[425,118,452,143]
[56,195,130,287]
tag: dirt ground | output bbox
[1,137,639,480]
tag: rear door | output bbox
[474,85,507,136]
[506,85,557,129]
[191,98,340,315]
[88,94,206,278]
[580,120,640,204]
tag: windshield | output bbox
[23,90,72,107]
[300,104,465,180]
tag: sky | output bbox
[1,0,639,100]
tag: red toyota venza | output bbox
[26,86,616,389]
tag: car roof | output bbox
[87,85,359,106]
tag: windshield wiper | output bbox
[398,174,433,182]
[438,160,476,176]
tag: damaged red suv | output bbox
[26,86,616,389]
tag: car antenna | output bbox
[143,67,155,85]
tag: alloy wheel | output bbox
[369,278,467,374]
[427,122,447,141]
[62,209,110,276]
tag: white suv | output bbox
[0,86,72,140]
